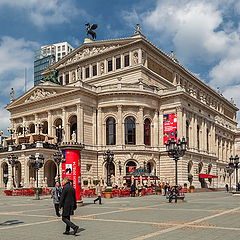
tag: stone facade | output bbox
[0,33,239,189]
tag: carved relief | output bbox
[59,45,120,67]
[25,89,57,103]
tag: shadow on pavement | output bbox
[0,220,24,226]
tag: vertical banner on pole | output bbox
[62,149,82,202]
[163,113,177,144]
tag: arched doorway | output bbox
[54,118,63,143]
[105,162,115,176]
[15,161,21,188]
[29,123,35,134]
[44,160,57,187]
[146,161,155,175]
[2,162,8,188]
[69,115,77,141]
[126,160,137,174]
[16,126,23,135]
[42,121,48,134]
[188,161,193,185]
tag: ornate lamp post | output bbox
[29,153,45,200]
[118,161,122,176]
[103,149,114,186]
[8,153,18,188]
[229,155,240,191]
[56,125,63,143]
[165,138,187,186]
[53,151,64,183]
[226,165,234,191]
[7,127,15,145]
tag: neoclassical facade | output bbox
[0,32,239,189]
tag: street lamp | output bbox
[7,127,15,145]
[118,161,122,176]
[103,149,114,186]
[29,153,45,200]
[229,155,240,191]
[56,125,63,143]
[53,151,64,183]
[165,137,187,185]
[8,153,18,188]
[226,165,234,192]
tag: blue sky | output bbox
[0,0,240,135]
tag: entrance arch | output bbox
[44,160,57,187]
[15,161,22,188]
[1,162,8,188]
[126,160,137,175]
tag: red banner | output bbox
[62,150,82,202]
[128,166,136,173]
[163,113,177,144]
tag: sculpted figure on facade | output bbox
[133,52,138,65]
[10,88,15,103]
[25,89,56,103]
[100,62,104,75]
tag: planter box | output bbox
[105,192,112,199]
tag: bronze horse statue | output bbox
[85,23,98,40]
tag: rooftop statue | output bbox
[134,24,142,34]
[85,23,98,40]
[41,69,60,85]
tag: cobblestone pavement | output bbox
[0,191,240,240]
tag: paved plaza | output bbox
[0,192,240,240]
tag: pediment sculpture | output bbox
[60,44,121,67]
[24,89,57,103]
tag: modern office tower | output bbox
[34,42,74,85]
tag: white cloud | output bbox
[0,0,84,28]
[0,36,37,133]
[0,36,38,95]
[123,0,240,124]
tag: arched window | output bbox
[42,121,48,134]
[29,124,35,134]
[106,117,116,145]
[144,118,151,145]
[125,116,136,145]
[126,161,137,174]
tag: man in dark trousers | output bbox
[59,177,79,235]
[51,181,62,217]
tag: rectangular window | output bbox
[116,57,121,69]
[108,59,113,72]
[65,74,69,85]
[92,65,97,76]
[124,55,129,67]
[58,46,61,51]
[85,67,90,78]
[62,45,65,51]
[62,52,66,56]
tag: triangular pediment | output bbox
[6,84,78,110]
[44,36,143,73]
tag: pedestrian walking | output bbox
[94,182,102,204]
[130,183,136,197]
[225,183,229,192]
[59,177,79,235]
[51,181,62,217]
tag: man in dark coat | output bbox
[59,177,79,235]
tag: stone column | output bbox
[129,51,132,66]
[112,57,116,71]
[121,54,124,68]
[89,64,92,78]
[82,67,85,80]
[182,109,187,138]
[62,108,67,142]
[69,70,72,83]
[35,114,39,133]
[92,108,97,145]
[7,163,13,189]
[159,110,164,147]
[97,107,102,146]
[62,73,66,85]
[153,109,159,147]
[38,167,44,187]
[117,105,123,146]
[137,107,144,145]
[138,48,142,64]
[176,106,183,139]
[47,111,52,136]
